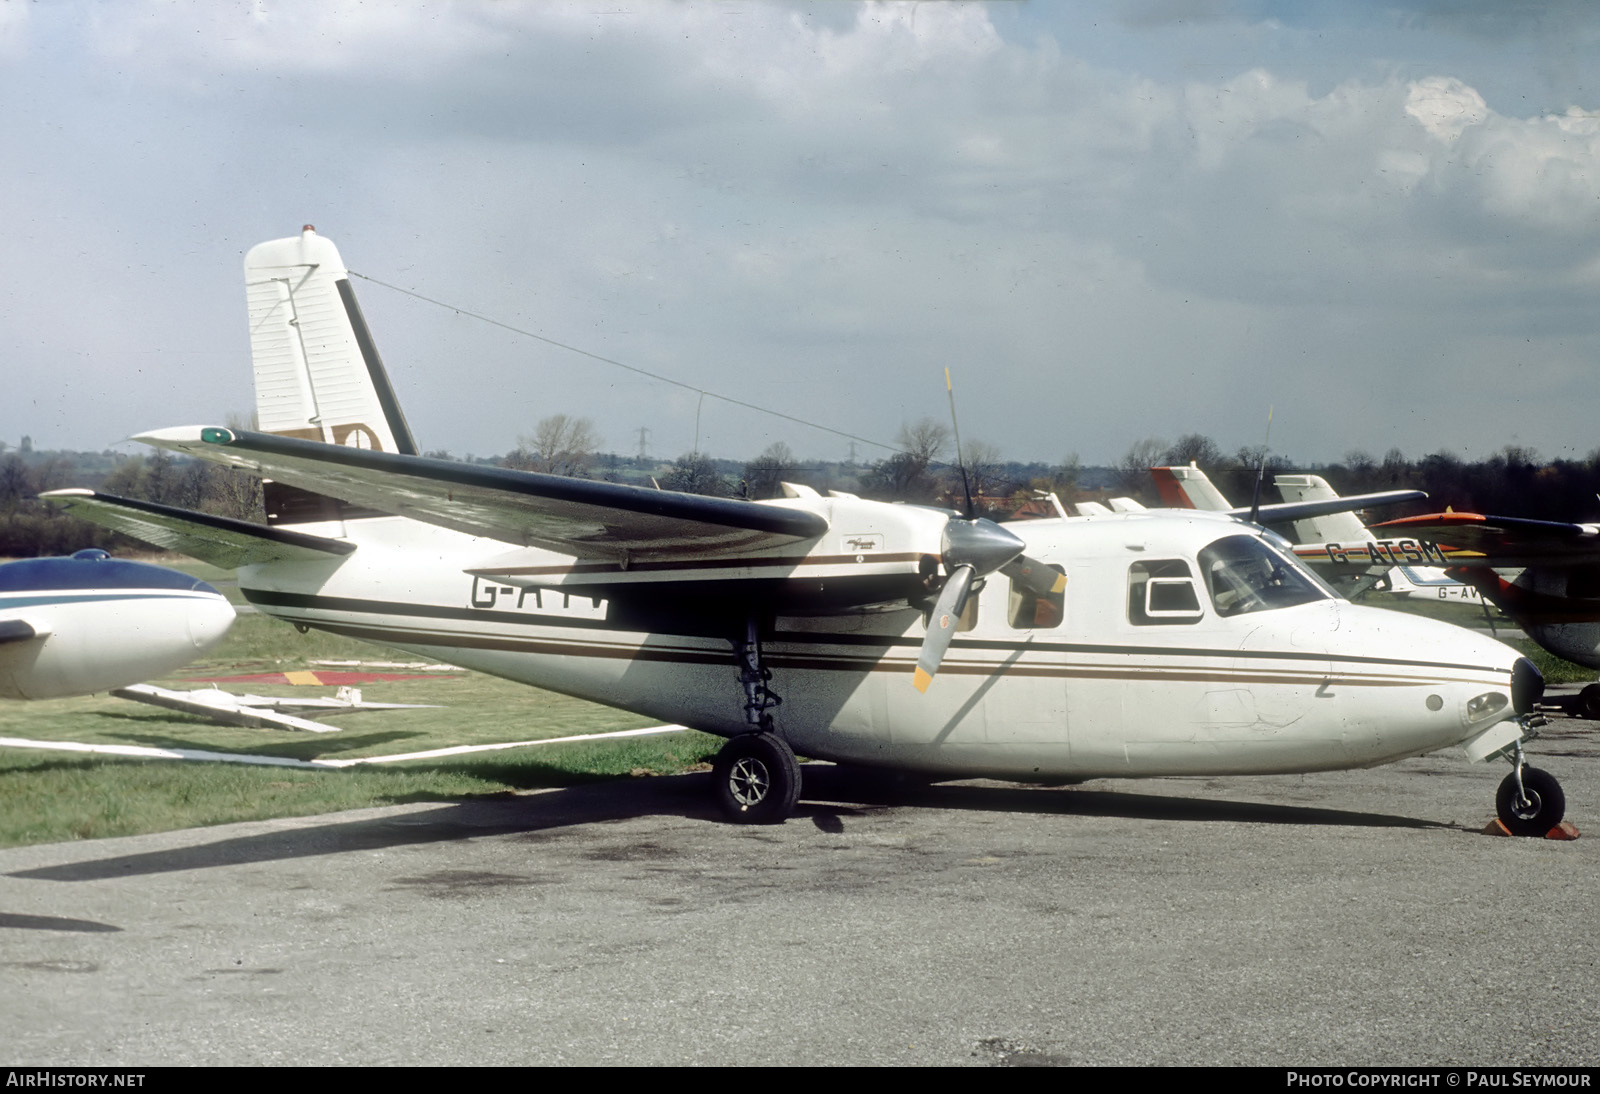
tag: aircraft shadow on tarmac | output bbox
[0,912,121,932]
[6,766,1447,883]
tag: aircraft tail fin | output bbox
[1149,465,1232,510]
[1272,475,1374,545]
[244,227,419,525]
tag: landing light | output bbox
[1467,693,1509,721]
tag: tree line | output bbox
[5,420,1599,558]
[0,449,262,558]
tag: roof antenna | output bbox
[1248,405,1274,525]
[945,367,975,519]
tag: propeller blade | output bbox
[914,564,976,693]
[1000,556,1066,597]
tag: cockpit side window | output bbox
[1129,559,1203,625]
[1198,533,1329,617]
[1007,564,1066,629]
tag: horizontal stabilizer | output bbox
[134,427,831,560]
[40,490,356,568]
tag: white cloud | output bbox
[1405,76,1487,141]
[6,2,1600,463]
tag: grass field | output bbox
[2,559,1591,848]
[0,581,724,847]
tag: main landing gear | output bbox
[712,732,801,825]
[711,617,801,824]
[1496,738,1566,837]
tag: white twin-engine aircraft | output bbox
[45,228,1565,834]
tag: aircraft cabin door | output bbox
[981,563,1069,762]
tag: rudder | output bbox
[245,226,417,456]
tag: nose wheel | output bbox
[1496,740,1565,836]
[1497,766,1565,836]
[712,733,800,824]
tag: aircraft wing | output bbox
[40,490,356,568]
[1233,490,1425,525]
[1370,512,1600,565]
[113,684,344,733]
[134,427,830,560]
[1148,468,1423,524]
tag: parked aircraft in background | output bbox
[1372,512,1600,712]
[1151,464,1600,719]
[114,682,433,732]
[1150,465,1481,604]
[0,551,235,700]
[44,227,1564,834]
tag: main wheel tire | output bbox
[1578,684,1600,720]
[1496,767,1566,837]
[712,734,801,825]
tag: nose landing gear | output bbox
[1496,738,1566,837]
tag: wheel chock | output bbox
[1482,818,1580,839]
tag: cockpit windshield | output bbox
[1197,534,1331,617]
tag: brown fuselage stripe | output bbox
[311,621,1492,688]
[475,552,927,578]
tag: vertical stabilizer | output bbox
[1273,475,1373,545]
[245,227,417,456]
[1150,465,1231,510]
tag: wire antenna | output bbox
[1248,405,1274,525]
[944,368,976,519]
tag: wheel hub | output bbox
[728,757,771,807]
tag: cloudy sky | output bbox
[3,1,1600,469]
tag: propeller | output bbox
[912,546,1068,693]
[914,517,1023,692]
[911,369,1068,693]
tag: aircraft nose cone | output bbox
[187,593,236,652]
[1512,656,1543,715]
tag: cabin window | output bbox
[1129,560,1203,625]
[1197,534,1329,617]
[1007,564,1066,629]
